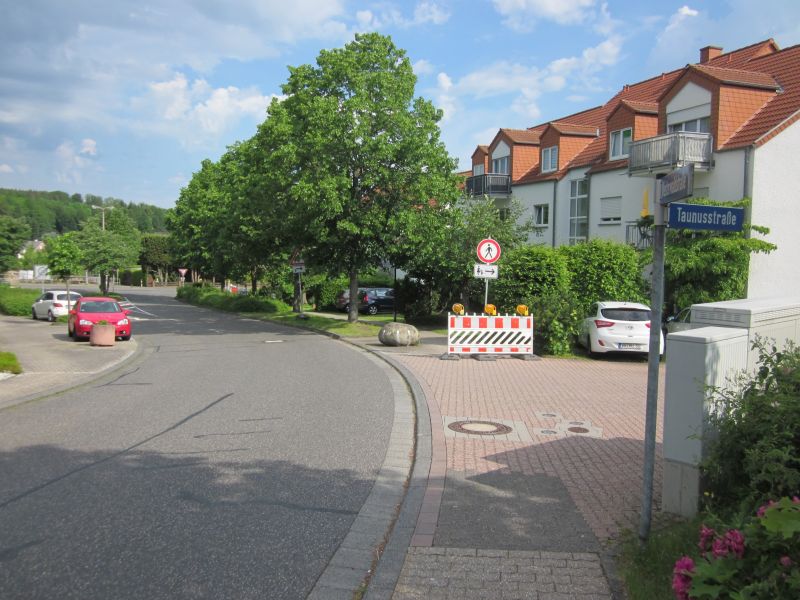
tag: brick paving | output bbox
[394,355,664,544]
[376,352,666,599]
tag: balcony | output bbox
[625,221,652,250]
[464,173,511,197]
[628,132,713,176]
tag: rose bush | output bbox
[673,497,800,599]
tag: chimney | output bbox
[700,45,723,64]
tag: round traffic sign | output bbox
[476,238,501,264]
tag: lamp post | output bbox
[91,205,114,230]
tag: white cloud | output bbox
[0,164,13,174]
[80,139,97,156]
[413,3,451,25]
[413,59,435,76]
[492,0,596,31]
[355,2,450,30]
[55,140,96,184]
[133,72,276,145]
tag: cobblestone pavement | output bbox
[394,547,612,599]
[384,352,665,599]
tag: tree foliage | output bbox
[139,233,174,283]
[0,215,31,273]
[78,209,141,293]
[45,232,84,280]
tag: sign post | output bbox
[476,239,501,307]
[291,259,306,315]
[178,267,188,287]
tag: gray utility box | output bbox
[662,296,800,517]
[690,297,800,369]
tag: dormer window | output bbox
[668,117,710,133]
[609,128,632,159]
[491,156,509,174]
[541,146,558,173]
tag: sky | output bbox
[1,1,799,209]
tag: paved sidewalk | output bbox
[355,332,664,599]
[0,315,138,410]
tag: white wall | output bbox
[589,168,654,243]
[511,180,555,246]
[696,149,746,201]
[666,81,711,126]
[749,121,800,298]
[491,140,510,159]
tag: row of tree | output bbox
[0,188,169,239]
[168,33,529,322]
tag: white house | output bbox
[465,39,800,298]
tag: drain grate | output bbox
[448,420,513,436]
[567,426,590,434]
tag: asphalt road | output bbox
[0,288,395,599]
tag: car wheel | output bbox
[47,310,55,322]
[344,303,350,313]
[32,308,38,320]
[121,335,131,341]
[367,304,378,315]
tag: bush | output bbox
[560,239,647,314]
[305,274,348,310]
[493,245,572,313]
[0,286,40,316]
[702,340,800,514]
[0,351,22,374]
[672,498,800,599]
[176,285,289,313]
[529,290,582,356]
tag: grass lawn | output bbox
[244,311,385,338]
[0,351,22,374]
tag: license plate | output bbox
[619,343,642,349]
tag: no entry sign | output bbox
[477,239,501,264]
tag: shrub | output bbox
[0,351,22,374]
[492,245,572,313]
[560,239,647,314]
[176,285,288,313]
[0,286,40,316]
[529,290,583,356]
[702,340,800,514]
[672,497,800,599]
[305,274,348,310]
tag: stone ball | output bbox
[379,322,420,347]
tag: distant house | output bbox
[17,239,46,258]
[465,39,800,298]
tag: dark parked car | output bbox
[335,288,366,312]
[359,288,395,315]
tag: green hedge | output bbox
[176,285,289,313]
[0,286,41,317]
[0,351,22,374]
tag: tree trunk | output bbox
[251,270,258,296]
[347,269,359,323]
[100,272,108,295]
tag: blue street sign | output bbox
[668,203,745,232]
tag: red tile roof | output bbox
[499,128,541,144]
[490,38,799,182]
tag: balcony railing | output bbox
[628,132,713,175]
[625,221,652,250]
[464,173,511,197]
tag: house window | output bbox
[473,164,484,176]
[492,156,509,174]
[599,196,622,223]
[569,179,589,245]
[533,204,549,226]
[668,117,710,133]
[541,146,558,173]
[609,128,632,159]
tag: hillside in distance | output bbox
[0,188,169,238]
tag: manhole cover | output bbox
[448,420,512,436]
[540,429,559,435]
[567,426,590,434]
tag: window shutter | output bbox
[600,196,622,222]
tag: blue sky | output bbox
[1,0,799,208]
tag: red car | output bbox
[68,297,132,341]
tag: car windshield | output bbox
[80,301,121,313]
[601,308,651,321]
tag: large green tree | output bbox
[79,209,141,294]
[45,232,84,305]
[278,33,460,321]
[139,233,173,284]
[0,215,31,273]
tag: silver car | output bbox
[31,290,82,322]
[579,301,664,356]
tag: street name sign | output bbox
[473,263,499,279]
[668,203,744,232]
[659,164,694,205]
[477,238,501,264]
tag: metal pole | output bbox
[484,279,489,308]
[639,175,666,545]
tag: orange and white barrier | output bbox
[447,313,534,356]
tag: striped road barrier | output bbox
[445,313,534,359]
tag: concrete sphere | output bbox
[379,322,420,347]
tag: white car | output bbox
[579,301,664,356]
[31,290,82,322]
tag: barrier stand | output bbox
[441,312,536,361]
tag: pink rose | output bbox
[672,557,695,600]
[724,529,745,559]
[780,556,793,568]
[698,525,716,554]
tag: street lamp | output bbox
[91,205,114,230]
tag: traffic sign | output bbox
[178,268,188,276]
[292,265,305,274]
[473,263,499,279]
[659,164,694,205]
[477,238,501,264]
[668,203,744,232]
